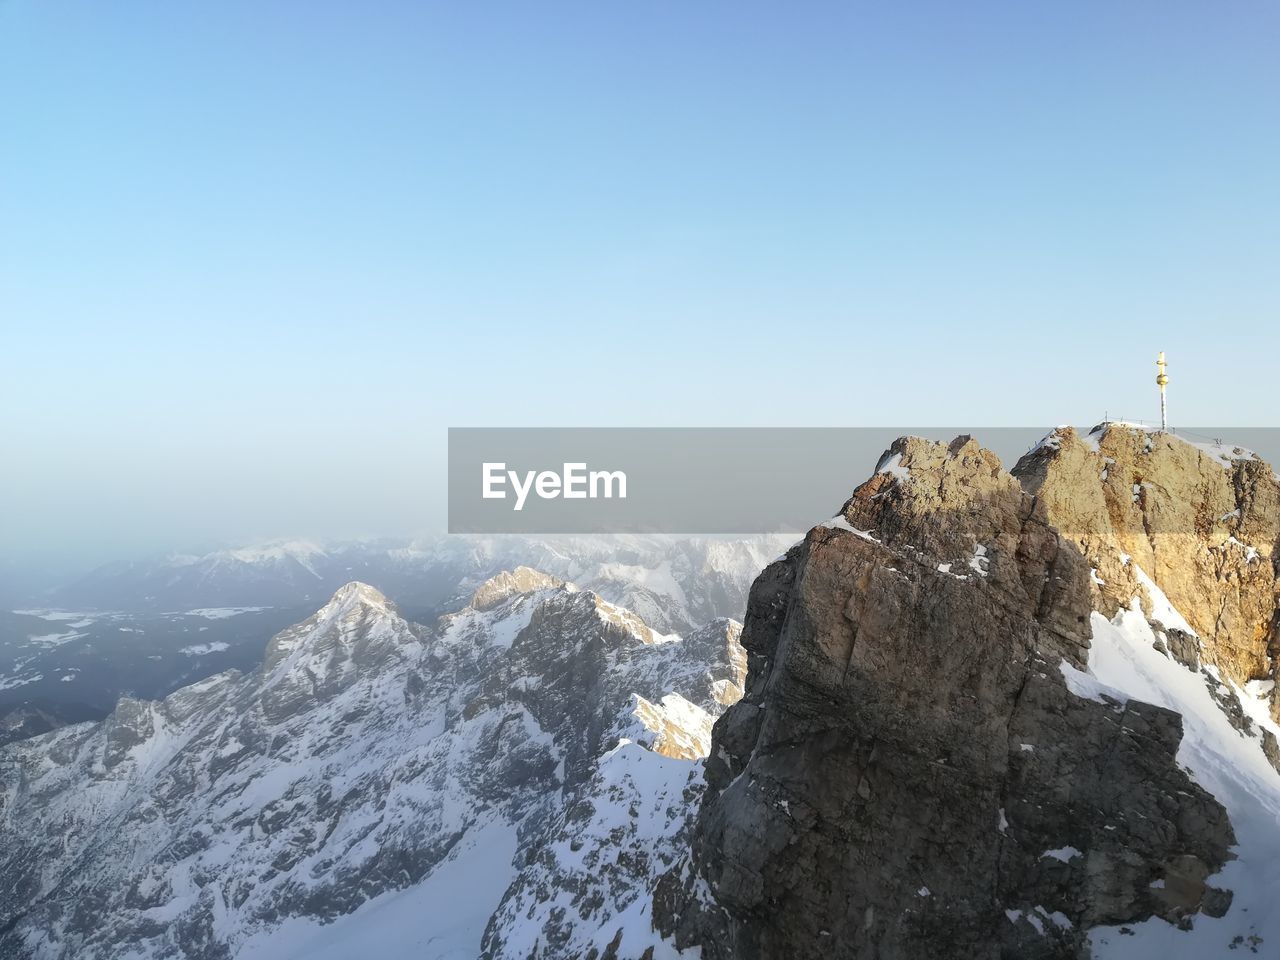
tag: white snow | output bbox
[1059,660,1129,706]
[183,607,268,619]
[593,560,689,609]
[0,674,41,691]
[179,642,230,656]
[223,540,328,576]
[0,568,743,960]
[1036,905,1073,929]
[487,742,702,960]
[25,630,86,648]
[1130,565,1197,636]
[1006,908,1046,935]
[1029,431,1065,455]
[1077,603,1280,957]
[820,516,880,542]
[12,609,98,622]
[1223,537,1260,564]
[876,451,911,480]
[1235,680,1280,747]
[1186,439,1261,470]
[631,693,716,758]
[1040,846,1081,863]
[236,817,519,960]
[967,544,990,577]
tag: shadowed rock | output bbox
[655,435,1234,960]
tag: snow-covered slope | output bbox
[1071,572,1280,957]
[1017,425,1280,955]
[0,574,743,960]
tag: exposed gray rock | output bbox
[656,436,1234,960]
[1263,730,1280,775]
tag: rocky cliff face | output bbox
[1014,424,1280,710]
[657,435,1238,960]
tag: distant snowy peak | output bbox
[458,566,685,650]
[195,539,331,581]
[0,561,746,960]
[220,539,329,568]
[469,566,565,611]
[260,582,422,709]
[51,534,791,632]
[317,580,395,617]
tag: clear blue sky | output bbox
[1,1,1276,565]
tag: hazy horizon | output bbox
[3,2,1276,569]
[9,419,1280,580]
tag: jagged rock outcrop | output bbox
[470,566,565,611]
[656,436,1235,960]
[1014,424,1280,712]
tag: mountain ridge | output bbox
[0,566,745,959]
[4,426,1279,959]
[658,427,1279,960]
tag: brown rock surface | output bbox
[1014,424,1280,698]
[470,566,565,610]
[655,435,1234,960]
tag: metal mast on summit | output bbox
[1156,352,1169,432]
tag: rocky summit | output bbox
[1015,424,1280,701]
[657,432,1265,960]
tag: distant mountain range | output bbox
[0,535,790,751]
[0,573,744,959]
[39,534,795,635]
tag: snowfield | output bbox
[1081,580,1280,957]
[236,817,520,960]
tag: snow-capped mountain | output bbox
[5,427,1278,959]
[1,536,785,756]
[0,571,744,959]
[44,535,793,635]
